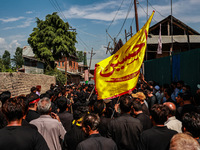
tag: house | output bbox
[146,15,200,60]
[55,55,81,84]
[22,46,44,74]
[78,62,88,74]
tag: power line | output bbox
[53,0,69,21]
[49,0,66,21]
[115,0,134,39]
[77,35,90,50]
[137,2,158,23]
[48,0,93,51]
[148,1,166,18]
[48,0,97,38]
[130,15,135,27]
[107,0,125,31]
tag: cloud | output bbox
[63,0,132,21]
[63,0,200,25]
[0,17,25,23]
[9,40,21,49]
[8,35,27,42]
[137,0,200,24]
[93,45,109,59]
[0,37,8,50]
[3,18,34,30]
[0,37,21,56]
[26,11,33,14]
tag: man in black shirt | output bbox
[25,93,40,122]
[138,104,177,150]
[0,96,49,150]
[182,112,200,144]
[93,100,111,137]
[57,96,73,132]
[77,113,117,150]
[107,94,143,150]
[132,100,152,131]
[62,106,88,150]
[132,92,150,116]
[177,92,197,120]
[164,88,177,106]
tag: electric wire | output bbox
[148,1,166,18]
[49,0,66,22]
[107,0,125,31]
[77,35,90,50]
[115,0,134,39]
[48,0,97,38]
[48,0,93,50]
[137,2,158,23]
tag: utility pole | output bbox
[134,0,139,32]
[65,57,67,85]
[125,26,133,42]
[88,48,96,81]
[106,30,117,54]
[170,0,173,56]
[134,0,145,75]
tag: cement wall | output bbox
[0,72,56,97]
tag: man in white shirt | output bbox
[164,102,182,133]
[30,97,66,150]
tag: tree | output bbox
[76,51,84,62]
[28,12,77,69]
[12,47,24,69]
[2,50,11,70]
[45,68,67,86]
[0,56,6,72]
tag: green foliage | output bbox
[28,12,77,69]
[84,52,87,66]
[12,47,24,69]
[2,50,11,70]
[0,56,6,72]
[45,68,67,86]
[76,51,84,62]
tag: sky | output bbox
[0,0,200,69]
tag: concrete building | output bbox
[22,46,44,74]
[55,55,81,84]
[146,15,200,60]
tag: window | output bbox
[31,60,37,67]
[69,61,72,67]
[59,62,60,66]
[62,62,64,67]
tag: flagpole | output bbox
[86,86,95,102]
[111,96,121,119]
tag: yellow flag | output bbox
[95,11,155,100]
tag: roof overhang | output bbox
[147,35,200,44]
[57,68,81,76]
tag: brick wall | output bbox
[0,72,56,97]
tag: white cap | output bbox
[155,85,160,90]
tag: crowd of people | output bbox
[0,77,200,150]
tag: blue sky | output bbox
[0,0,200,69]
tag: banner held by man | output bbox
[95,11,155,100]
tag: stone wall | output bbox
[0,72,56,97]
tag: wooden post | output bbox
[65,57,67,85]
[134,0,139,32]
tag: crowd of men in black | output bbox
[0,78,200,150]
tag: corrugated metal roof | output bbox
[22,46,35,57]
